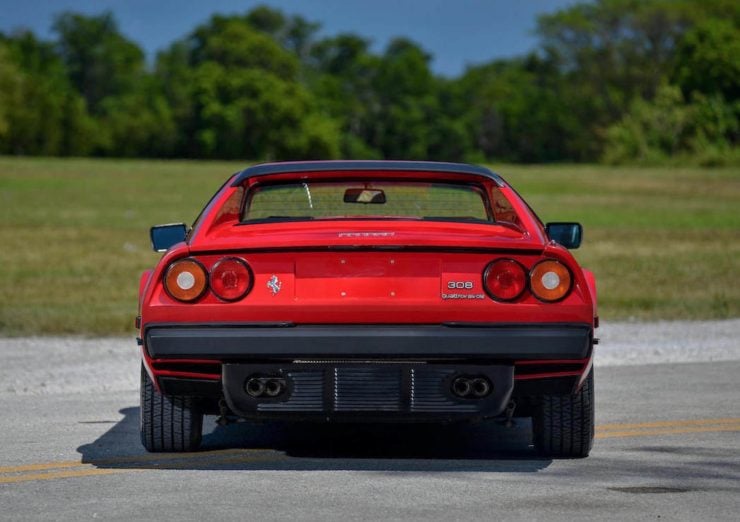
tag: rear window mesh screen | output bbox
[242,182,492,222]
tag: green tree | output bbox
[604,84,693,163]
[0,44,21,140]
[49,11,178,157]
[191,63,339,159]
[673,18,740,100]
[604,83,739,165]
[536,0,740,159]
[309,34,383,158]
[0,32,96,156]
[457,54,589,162]
[158,13,340,160]
[370,38,440,159]
[245,5,320,60]
[94,79,177,157]
[190,16,299,80]
[154,41,199,157]
[53,11,145,114]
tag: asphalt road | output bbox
[1,321,739,521]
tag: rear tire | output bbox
[140,364,203,452]
[532,368,594,458]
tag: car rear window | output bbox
[241,181,492,223]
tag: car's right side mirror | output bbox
[150,223,188,252]
[545,222,582,249]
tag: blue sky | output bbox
[0,0,582,76]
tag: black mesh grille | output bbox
[334,367,403,412]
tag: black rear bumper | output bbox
[144,323,593,360]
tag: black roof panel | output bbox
[231,160,504,186]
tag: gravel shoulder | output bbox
[594,318,740,366]
[1,319,739,397]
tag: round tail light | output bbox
[164,258,208,302]
[530,259,572,302]
[483,259,527,301]
[210,257,253,301]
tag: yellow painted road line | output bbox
[0,450,283,484]
[0,453,281,484]
[0,448,252,474]
[598,418,740,431]
[596,424,740,439]
[92,448,253,467]
[596,418,740,439]
[0,468,128,485]
[0,460,85,474]
[148,453,282,470]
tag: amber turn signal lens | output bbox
[483,259,527,301]
[164,258,208,302]
[530,259,572,302]
[210,257,253,301]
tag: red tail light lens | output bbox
[483,259,527,301]
[164,259,208,302]
[530,259,572,302]
[210,257,253,301]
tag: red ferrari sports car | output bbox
[137,161,598,457]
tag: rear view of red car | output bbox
[137,161,597,457]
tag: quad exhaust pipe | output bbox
[451,376,492,398]
[245,376,287,398]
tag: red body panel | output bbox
[142,250,593,325]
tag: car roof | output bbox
[231,160,505,187]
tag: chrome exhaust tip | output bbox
[452,377,472,398]
[245,377,266,398]
[471,377,492,398]
[264,378,284,397]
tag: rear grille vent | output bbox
[334,367,402,411]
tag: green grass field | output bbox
[0,157,738,335]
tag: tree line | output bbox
[0,0,737,164]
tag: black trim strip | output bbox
[145,323,592,361]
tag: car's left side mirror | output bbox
[150,223,188,252]
[545,222,582,249]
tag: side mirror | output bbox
[545,222,582,249]
[150,223,188,252]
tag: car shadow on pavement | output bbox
[77,406,551,473]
